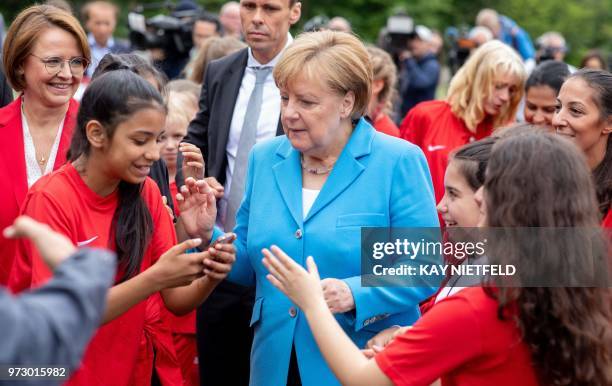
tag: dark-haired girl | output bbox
[553,69,612,225]
[261,130,612,385]
[10,69,235,386]
[523,60,570,128]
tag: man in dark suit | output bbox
[184,0,301,384]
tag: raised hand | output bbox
[177,177,216,243]
[180,142,205,181]
[262,245,324,311]
[4,216,76,270]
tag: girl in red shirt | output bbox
[261,130,612,386]
[553,69,611,225]
[11,69,235,386]
[399,40,526,203]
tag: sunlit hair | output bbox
[166,91,198,129]
[483,129,612,385]
[274,30,372,120]
[366,45,397,116]
[3,4,90,91]
[447,40,526,132]
[187,36,246,84]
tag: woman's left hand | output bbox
[180,142,205,181]
[262,246,325,312]
[321,278,355,313]
[177,177,217,243]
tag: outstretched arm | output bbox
[262,246,393,386]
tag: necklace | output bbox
[300,155,334,175]
[21,97,50,167]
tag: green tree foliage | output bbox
[1,0,610,66]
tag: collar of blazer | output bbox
[0,97,79,207]
[272,117,375,225]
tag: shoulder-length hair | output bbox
[447,40,526,132]
[2,4,90,91]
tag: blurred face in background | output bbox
[192,20,220,50]
[524,85,557,128]
[86,3,117,46]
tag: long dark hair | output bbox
[568,69,612,219]
[484,130,612,385]
[68,69,166,282]
[450,136,497,191]
[525,60,570,95]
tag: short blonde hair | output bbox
[165,90,199,129]
[187,36,246,84]
[3,5,90,91]
[447,40,526,132]
[274,30,372,120]
[366,45,397,116]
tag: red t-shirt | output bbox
[170,180,180,217]
[603,210,611,228]
[375,287,538,386]
[11,163,177,386]
[374,114,400,137]
[399,101,493,203]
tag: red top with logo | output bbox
[10,163,177,386]
[373,114,400,137]
[399,100,493,203]
[376,287,539,386]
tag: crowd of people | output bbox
[0,1,610,386]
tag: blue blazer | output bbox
[223,118,439,385]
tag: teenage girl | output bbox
[262,130,612,386]
[10,69,235,386]
[523,60,570,128]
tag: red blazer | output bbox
[0,97,78,285]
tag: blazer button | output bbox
[289,306,297,318]
[295,229,303,239]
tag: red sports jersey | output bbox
[170,180,180,217]
[11,163,177,386]
[375,287,539,386]
[603,210,611,228]
[399,101,493,203]
[373,114,400,138]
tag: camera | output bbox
[378,13,415,66]
[445,26,474,75]
[127,2,200,57]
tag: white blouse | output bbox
[302,188,320,218]
[21,106,65,187]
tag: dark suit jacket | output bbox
[0,60,13,108]
[184,48,283,185]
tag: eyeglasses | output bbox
[30,53,90,76]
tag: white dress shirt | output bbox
[218,34,293,228]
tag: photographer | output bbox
[536,31,570,63]
[399,25,440,116]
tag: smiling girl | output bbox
[553,69,611,224]
[10,69,235,386]
[263,130,612,386]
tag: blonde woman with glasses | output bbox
[0,5,90,285]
